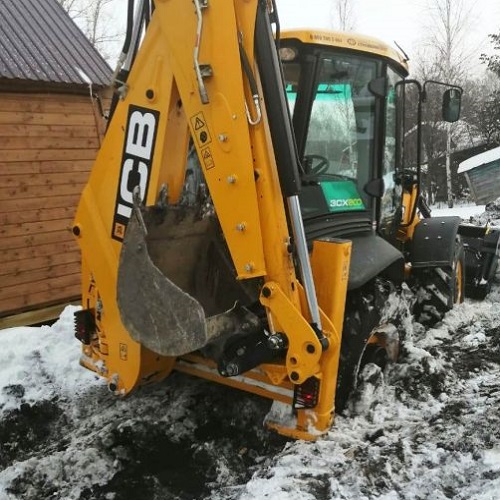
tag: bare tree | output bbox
[475,33,500,147]
[58,0,122,61]
[418,0,477,207]
[330,0,357,32]
[58,0,82,15]
[481,32,500,77]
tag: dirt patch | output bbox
[82,424,218,500]
[0,377,288,500]
[0,399,65,469]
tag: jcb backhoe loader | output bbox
[73,0,499,440]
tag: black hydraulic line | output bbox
[130,7,145,68]
[269,0,281,48]
[109,0,147,126]
[143,0,151,27]
[108,0,135,125]
[412,81,423,227]
[92,92,106,119]
[122,0,135,56]
[254,0,301,198]
[239,39,259,97]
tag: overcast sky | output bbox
[276,0,499,72]
[108,0,499,73]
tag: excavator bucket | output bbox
[117,202,262,357]
[117,204,210,356]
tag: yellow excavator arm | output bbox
[73,0,351,440]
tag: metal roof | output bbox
[458,146,500,174]
[0,0,112,86]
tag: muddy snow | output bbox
[1,207,500,499]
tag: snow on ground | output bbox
[0,309,285,500]
[0,306,100,413]
[239,290,500,500]
[1,205,500,499]
[431,203,486,220]
[431,199,500,229]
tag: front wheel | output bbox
[335,278,403,412]
[413,236,465,325]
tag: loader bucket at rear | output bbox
[115,201,236,356]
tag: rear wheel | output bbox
[413,236,465,326]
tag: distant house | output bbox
[0,0,112,326]
[458,146,500,205]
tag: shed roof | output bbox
[458,146,500,174]
[0,0,112,87]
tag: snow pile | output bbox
[0,308,283,499]
[484,198,500,224]
[0,307,113,499]
[0,306,99,415]
[431,201,500,230]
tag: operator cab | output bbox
[280,31,408,243]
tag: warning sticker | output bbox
[190,112,212,149]
[113,222,126,240]
[194,117,205,130]
[201,147,215,170]
[119,343,128,361]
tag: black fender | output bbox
[347,233,405,290]
[410,216,462,269]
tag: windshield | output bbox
[285,54,379,209]
[307,56,377,183]
[283,47,412,225]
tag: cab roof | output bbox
[281,29,409,75]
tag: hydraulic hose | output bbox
[122,0,135,56]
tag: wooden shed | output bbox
[458,146,500,205]
[0,0,112,327]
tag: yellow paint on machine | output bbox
[283,29,409,73]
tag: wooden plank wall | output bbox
[0,91,108,317]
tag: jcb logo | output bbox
[112,106,160,241]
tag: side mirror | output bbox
[442,88,461,123]
[364,177,385,198]
[368,76,389,98]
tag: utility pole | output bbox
[444,0,454,208]
[445,122,453,208]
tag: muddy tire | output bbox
[413,237,465,326]
[335,278,402,412]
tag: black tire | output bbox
[335,278,401,412]
[413,236,465,326]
